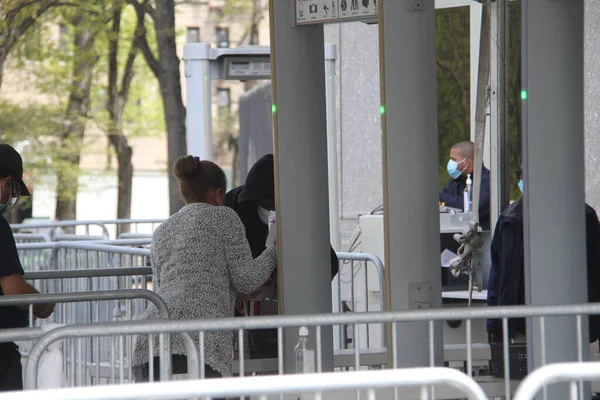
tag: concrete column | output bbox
[379,0,443,367]
[183,43,214,160]
[522,1,587,398]
[269,1,334,373]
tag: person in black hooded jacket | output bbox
[225,154,339,279]
[225,154,339,359]
[487,162,600,347]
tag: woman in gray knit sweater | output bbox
[132,155,277,382]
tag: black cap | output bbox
[0,144,31,196]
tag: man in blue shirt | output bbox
[0,144,54,391]
[439,141,491,230]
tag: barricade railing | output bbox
[513,362,600,400]
[54,234,109,241]
[24,268,154,323]
[21,303,600,397]
[0,290,172,387]
[334,252,385,351]
[11,221,111,240]
[8,367,488,400]
[16,242,151,273]
[13,233,52,243]
[11,219,165,239]
[117,233,154,240]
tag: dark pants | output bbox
[0,343,23,392]
[134,355,224,398]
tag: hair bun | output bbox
[173,155,202,181]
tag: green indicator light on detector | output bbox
[521,90,528,100]
[380,105,386,115]
[272,104,277,114]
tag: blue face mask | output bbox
[518,179,524,193]
[447,159,466,180]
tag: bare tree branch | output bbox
[107,4,121,118]
[127,0,160,78]
[1,0,58,50]
[119,42,137,102]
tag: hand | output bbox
[34,303,55,319]
[235,300,246,316]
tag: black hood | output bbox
[239,154,274,203]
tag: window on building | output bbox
[186,27,200,43]
[216,88,231,116]
[215,27,229,48]
[59,24,69,52]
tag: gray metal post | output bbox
[522,1,587,398]
[183,43,214,160]
[324,44,340,251]
[489,1,510,229]
[379,0,443,367]
[270,1,334,373]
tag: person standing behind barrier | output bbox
[132,155,277,383]
[0,144,54,392]
[225,153,339,359]
[487,160,600,356]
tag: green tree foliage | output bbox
[0,0,59,91]
[1,1,164,220]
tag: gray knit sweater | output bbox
[132,203,277,377]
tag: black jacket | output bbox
[225,154,339,280]
[439,167,491,230]
[486,197,600,342]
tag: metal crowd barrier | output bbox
[334,252,385,351]
[513,362,600,400]
[12,233,51,243]
[11,218,164,239]
[20,302,600,397]
[117,233,154,240]
[11,221,110,240]
[4,367,488,400]
[0,290,172,387]
[16,242,151,272]
[25,267,154,335]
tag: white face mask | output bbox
[257,205,270,224]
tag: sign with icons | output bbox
[295,0,377,25]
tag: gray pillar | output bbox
[379,0,443,367]
[522,1,587,398]
[269,1,334,373]
[489,1,510,229]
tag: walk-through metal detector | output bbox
[182,43,341,249]
[271,0,586,392]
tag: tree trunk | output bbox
[107,3,136,232]
[157,71,187,214]
[0,51,7,93]
[54,15,98,221]
[132,0,186,214]
[156,2,186,214]
[108,134,133,231]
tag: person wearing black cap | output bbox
[225,154,339,358]
[0,144,54,391]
